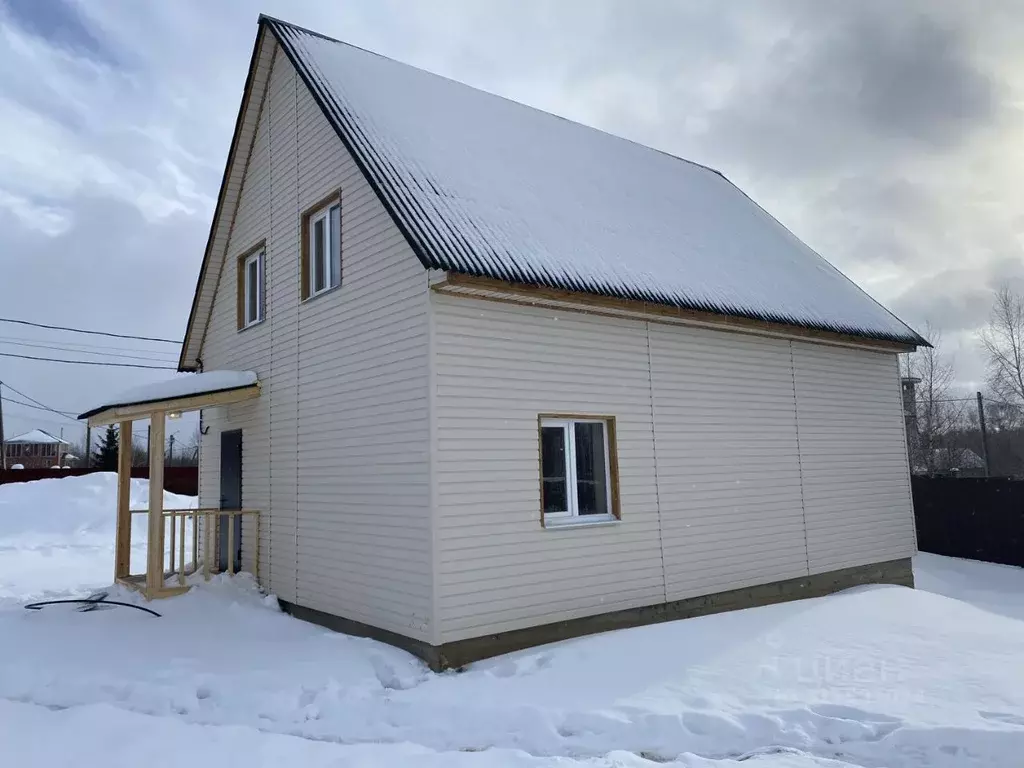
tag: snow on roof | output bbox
[267,18,924,346]
[78,371,258,420]
[5,429,67,444]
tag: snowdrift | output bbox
[0,473,195,601]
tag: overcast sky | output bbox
[1,0,1022,445]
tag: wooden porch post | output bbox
[114,419,133,580]
[146,412,165,595]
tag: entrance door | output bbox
[218,430,243,572]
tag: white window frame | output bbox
[540,416,616,527]
[242,249,264,328]
[307,202,341,299]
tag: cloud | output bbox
[0,191,72,236]
[698,5,999,178]
[0,0,1021,436]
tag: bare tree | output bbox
[903,323,965,473]
[185,425,201,465]
[980,285,1024,405]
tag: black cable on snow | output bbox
[23,598,161,617]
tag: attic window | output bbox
[235,242,266,331]
[301,194,342,300]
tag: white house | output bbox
[83,15,925,669]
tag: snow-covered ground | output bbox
[1,476,1022,767]
[0,473,195,605]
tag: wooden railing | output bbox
[127,508,259,590]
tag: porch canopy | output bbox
[79,370,259,427]
[78,370,260,599]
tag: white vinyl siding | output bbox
[792,342,917,572]
[433,296,664,643]
[649,325,808,600]
[198,44,432,641]
[432,294,916,643]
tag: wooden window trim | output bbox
[538,413,620,529]
[235,240,266,331]
[300,190,342,301]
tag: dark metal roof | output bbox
[262,16,925,347]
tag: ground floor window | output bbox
[539,415,619,526]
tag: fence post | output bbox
[977,391,991,477]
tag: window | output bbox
[243,250,264,327]
[301,195,342,300]
[539,416,619,526]
[235,242,266,330]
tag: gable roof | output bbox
[6,429,67,445]
[180,16,924,369]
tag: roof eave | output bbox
[78,382,261,426]
[434,272,925,352]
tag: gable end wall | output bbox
[198,46,433,642]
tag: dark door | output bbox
[219,430,243,572]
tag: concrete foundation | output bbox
[279,557,915,671]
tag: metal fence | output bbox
[912,476,1024,567]
[0,466,198,496]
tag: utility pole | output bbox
[168,434,175,466]
[0,382,6,471]
[977,391,991,478]
[85,425,91,468]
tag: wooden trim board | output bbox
[87,384,260,427]
[433,274,917,353]
[114,420,133,580]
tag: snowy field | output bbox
[1,476,1023,767]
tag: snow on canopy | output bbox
[5,429,67,444]
[267,18,924,346]
[78,371,258,420]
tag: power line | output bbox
[0,380,83,423]
[1,397,76,417]
[0,351,176,370]
[0,334,179,357]
[0,316,181,345]
[0,339,179,363]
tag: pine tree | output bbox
[93,425,119,471]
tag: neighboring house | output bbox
[105,16,926,668]
[3,429,70,469]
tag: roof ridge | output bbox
[6,428,67,443]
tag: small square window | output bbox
[539,416,618,526]
[302,198,341,300]
[237,245,265,330]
